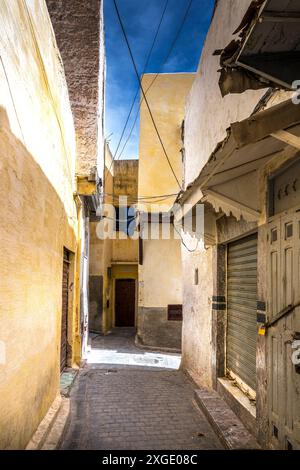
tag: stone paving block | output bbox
[60,330,223,450]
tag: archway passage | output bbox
[115,279,136,327]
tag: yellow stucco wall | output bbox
[138,225,182,308]
[0,1,77,449]
[138,73,195,211]
[137,225,183,350]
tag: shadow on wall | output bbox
[0,107,77,449]
[89,274,103,333]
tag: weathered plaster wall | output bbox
[0,0,77,449]
[114,160,138,200]
[137,73,191,349]
[138,226,183,350]
[139,235,182,308]
[181,246,214,387]
[139,73,195,210]
[46,0,105,178]
[184,0,267,187]
[112,239,138,263]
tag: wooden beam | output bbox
[231,99,300,148]
[260,11,300,23]
[271,130,300,151]
[174,187,204,220]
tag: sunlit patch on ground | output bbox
[87,347,181,369]
[86,328,181,369]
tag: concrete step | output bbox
[194,388,260,450]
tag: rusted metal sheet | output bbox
[218,0,300,95]
[227,234,258,392]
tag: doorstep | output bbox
[194,388,260,450]
[217,377,257,438]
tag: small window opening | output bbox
[168,305,183,322]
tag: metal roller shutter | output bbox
[227,233,258,391]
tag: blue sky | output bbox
[104,0,215,160]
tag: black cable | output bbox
[113,0,182,190]
[116,0,193,161]
[103,191,179,200]
[173,222,199,253]
[105,0,169,181]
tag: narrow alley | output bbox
[1,0,300,459]
[60,329,222,450]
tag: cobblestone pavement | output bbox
[60,329,223,450]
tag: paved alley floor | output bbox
[60,328,222,450]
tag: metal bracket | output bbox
[265,302,300,329]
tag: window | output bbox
[194,268,199,285]
[115,206,136,236]
[168,305,183,322]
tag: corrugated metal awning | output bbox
[218,0,300,96]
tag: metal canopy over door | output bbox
[227,233,258,392]
[60,249,70,372]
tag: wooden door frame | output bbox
[61,247,75,371]
[110,264,138,329]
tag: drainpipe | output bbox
[73,192,83,367]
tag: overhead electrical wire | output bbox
[103,194,179,205]
[116,0,194,161]
[172,221,200,253]
[113,0,182,190]
[104,0,170,182]
[103,191,179,200]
